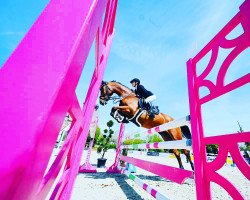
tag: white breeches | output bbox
[145,95,156,103]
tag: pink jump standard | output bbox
[187,0,250,199]
[79,109,98,173]
[0,0,118,199]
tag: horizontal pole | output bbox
[118,166,169,200]
[121,139,192,150]
[119,155,193,184]
[131,115,190,137]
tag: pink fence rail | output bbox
[119,155,193,184]
[187,0,250,199]
[0,0,118,199]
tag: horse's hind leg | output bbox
[172,149,184,169]
[159,129,184,169]
[183,149,194,170]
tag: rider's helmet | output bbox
[130,78,140,84]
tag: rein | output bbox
[100,82,133,104]
[111,92,133,104]
[109,95,121,103]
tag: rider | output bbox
[130,78,158,119]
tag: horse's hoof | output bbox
[180,166,184,169]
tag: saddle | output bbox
[138,98,160,117]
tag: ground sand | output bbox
[68,150,250,200]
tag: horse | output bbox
[99,80,194,170]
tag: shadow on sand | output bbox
[78,171,173,199]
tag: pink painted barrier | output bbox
[107,123,125,173]
[119,155,193,184]
[110,116,193,186]
[187,0,250,199]
[0,0,118,199]
[79,109,98,173]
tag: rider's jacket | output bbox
[135,84,153,98]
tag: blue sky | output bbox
[1,0,249,138]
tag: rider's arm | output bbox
[137,85,153,97]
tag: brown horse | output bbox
[99,81,194,170]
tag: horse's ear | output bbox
[101,81,108,87]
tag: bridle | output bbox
[100,82,120,104]
[100,81,134,105]
[100,82,111,102]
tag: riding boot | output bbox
[147,102,160,119]
[146,102,155,119]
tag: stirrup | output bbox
[147,110,155,119]
[148,113,155,119]
[152,106,160,115]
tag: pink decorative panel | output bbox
[0,0,118,199]
[187,0,250,199]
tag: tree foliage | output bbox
[97,120,115,158]
[95,127,101,141]
[123,138,146,145]
[206,144,218,154]
[146,134,164,152]
[85,126,101,147]
[237,121,250,152]
[147,134,163,143]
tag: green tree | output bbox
[107,120,114,129]
[206,144,218,154]
[85,126,101,148]
[147,134,163,143]
[94,126,101,144]
[123,138,146,145]
[147,134,164,152]
[97,120,115,159]
[237,121,250,153]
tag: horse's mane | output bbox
[110,80,133,92]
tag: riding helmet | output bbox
[130,78,140,84]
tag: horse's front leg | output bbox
[111,106,131,123]
[113,106,130,113]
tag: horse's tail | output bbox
[180,125,192,139]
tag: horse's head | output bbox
[99,81,114,105]
[99,80,135,106]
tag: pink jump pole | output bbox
[0,0,118,199]
[107,123,125,173]
[56,0,118,198]
[79,111,98,173]
[119,155,193,184]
